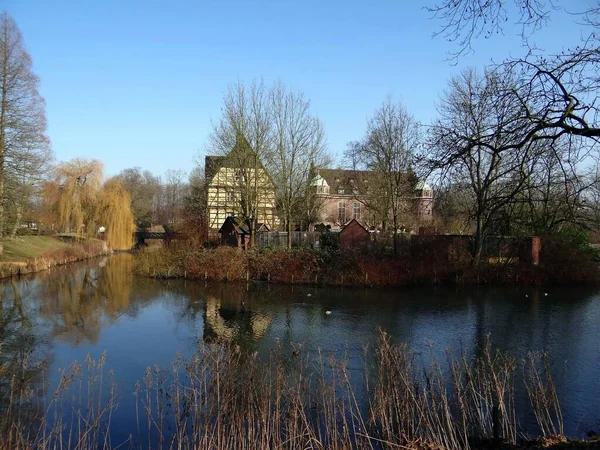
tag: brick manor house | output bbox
[205,138,433,234]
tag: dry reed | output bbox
[0,332,567,450]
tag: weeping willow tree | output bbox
[92,179,135,250]
[52,158,103,235]
[46,159,135,250]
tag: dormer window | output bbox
[337,187,345,195]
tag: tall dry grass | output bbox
[0,332,565,450]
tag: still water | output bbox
[2,253,600,442]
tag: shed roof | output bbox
[340,218,369,233]
[218,216,251,234]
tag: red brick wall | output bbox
[340,221,370,249]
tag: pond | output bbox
[1,253,599,446]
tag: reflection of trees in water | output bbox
[38,255,134,344]
[0,277,49,428]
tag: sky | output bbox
[4,0,591,178]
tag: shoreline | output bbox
[133,245,600,287]
[0,236,112,280]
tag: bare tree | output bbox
[268,81,328,248]
[163,169,188,229]
[0,12,49,238]
[427,68,543,265]
[183,165,208,238]
[427,0,556,59]
[5,139,52,236]
[114,167,161,230]
[504,136,595,235]
[429,1,600,145]
[208,80,275,245]
[345,97,420,254]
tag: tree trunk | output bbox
[286,213,292,249]
[392,214,399,256]
[0,25,7,240]
[474,214,484,267]
[10,203,21,237]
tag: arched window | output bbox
[338,202,346,224]
[353,202,361,220]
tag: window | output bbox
[353,202,361,220]
[338,202,346,224]
[226,191,234,202]
[337,187,345,195]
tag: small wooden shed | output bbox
[219,216,252,250]
[339,219,370,250]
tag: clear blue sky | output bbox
[5,0,587,178]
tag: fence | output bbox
[255,231,321,248]
[246,230,540,264]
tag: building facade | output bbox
[206,137,278,232]
[311,169,433,231]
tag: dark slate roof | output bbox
[205,155,226,181]
[205,134,264,182]
[218,216,252,234]
[318,168,418,196]
[318,169,374,195]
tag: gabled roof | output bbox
[318,169,373,195]
[314,168,423,196]
[218,216,252,234]
[205,133,265,182]
[340,218,369,233]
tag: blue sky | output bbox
[5,0,589,177]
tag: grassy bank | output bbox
[0,235,111,279]
[133,237,600,286]
[0,235,69,261]
[1,332,596,449]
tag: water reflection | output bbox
[0,255,599,438]
[37,255,134,344]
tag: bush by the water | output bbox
[134,231,600,286]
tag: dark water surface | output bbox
[2,253,600,442]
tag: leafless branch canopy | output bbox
[427,0,556,59]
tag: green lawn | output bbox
[0,235,69,262]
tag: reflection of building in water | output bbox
[203,295,271,342]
